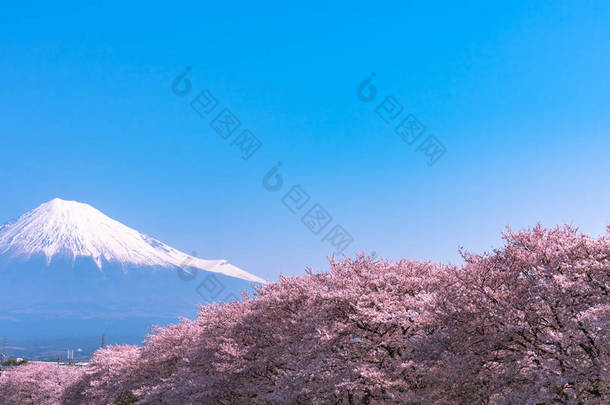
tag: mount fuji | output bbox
[0,198,265,359]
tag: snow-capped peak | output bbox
[0,198,266,283]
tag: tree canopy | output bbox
[1,225,608,404]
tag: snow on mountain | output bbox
[0,198,266,284]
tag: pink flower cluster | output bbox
[0,363,82,405]
[1,224,608,404]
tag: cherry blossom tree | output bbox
[0,362,83,405]
[5,224,609,404]
[59,345,141,405]
[421,225,610,403]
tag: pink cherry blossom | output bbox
[3,224,609,404]
[0,363,82,405]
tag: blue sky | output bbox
[1,1,609,282]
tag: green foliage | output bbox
[1,358,28,367]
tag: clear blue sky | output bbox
[1,1,609,282]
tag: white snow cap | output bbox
[0,198,266,283]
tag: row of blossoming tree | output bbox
[1,225,608,404]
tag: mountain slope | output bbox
[0,198,266,359]
[0,198,265,283]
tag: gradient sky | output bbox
[1,1,609,282]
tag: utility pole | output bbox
[1,337,7,363]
